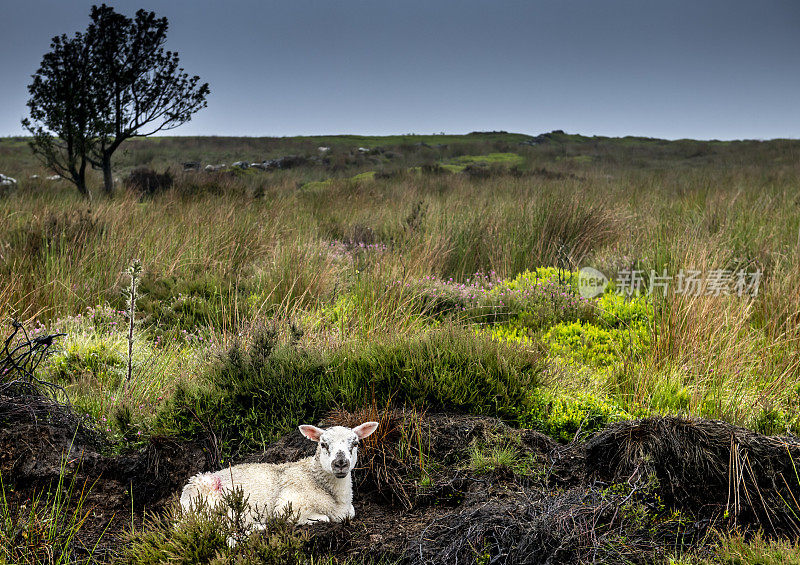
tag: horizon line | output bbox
[1,130,798,143]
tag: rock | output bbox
[183,161,201,171]
[519,135,548,146]
[232,161,249,169]
[0,174,17,187]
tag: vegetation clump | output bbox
[122,488,311,565]
[156,327,541,457]
[522,390,632,442]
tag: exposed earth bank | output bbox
[3,396,800,563]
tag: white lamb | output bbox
[180,421,379,528]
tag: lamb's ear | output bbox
[299,425,325,442]
[353,421,379,439]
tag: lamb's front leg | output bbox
[301,513,331,524]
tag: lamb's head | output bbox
[299,422,379,479]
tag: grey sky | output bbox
[1,0,798,140]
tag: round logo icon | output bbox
[578,267,608,298]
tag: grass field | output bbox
[1,130,799,563]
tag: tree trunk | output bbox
[101,153,114,196]
[76,175,89,198]
[78,162,92,200]
[70,162,90,199]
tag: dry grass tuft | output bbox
[324,403,427,509]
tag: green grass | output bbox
[39,304,209,447]
[302,170,376,190]
[521,389,633,443]
[671,531,800,565]
[0,456,107,565]
[467,430,541,475]
[448,152,525,166]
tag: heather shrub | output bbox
[156,328,542,456]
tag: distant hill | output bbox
[1,130,796,179]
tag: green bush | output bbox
[520,390,631,442]
[156,329,542,456]
[542,292,651,369]
[593,292,652,328]
[49,340,126,389]
[544,320,649,368]
[404,268,594,332]
[753,407,789,436]
[135,273,238,333]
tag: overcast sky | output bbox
[1,0,798,140]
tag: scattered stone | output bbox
[0,174,17,187]
[183,161,201,171]
[518,136,548,146]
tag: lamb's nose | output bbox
[332,458,348,470]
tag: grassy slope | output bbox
[2,131,800,434]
